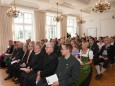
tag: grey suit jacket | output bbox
[56,55,80,86]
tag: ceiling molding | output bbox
[0,0,115,16]
[72,0,90,5]
[60,2,75,9]
[0,0,13,5]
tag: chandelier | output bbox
[7,0,21,18]
[92,0,111,13]
[54,3,63,22]
[77,10,86,24]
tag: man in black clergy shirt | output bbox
[36,44,80,86]
[27,42,58,86]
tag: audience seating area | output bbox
[0,36,115,86]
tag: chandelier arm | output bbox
[57,3,58,17]
[80,9,82,20]
[14,0,16,9]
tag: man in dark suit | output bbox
[51,39,59,53]
[27,42,58,86]
[20,44,44,86]
[20,42,35,68]
[12,45,28,83]
[19,42,35,85]
[110,37,115,62]
[40,39,46,54]
[4,42,24,80]
[89,37,99,62]
[37,44,80,86]
[57,38,65,57]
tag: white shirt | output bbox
[97,42,105,50]
[79,49,94,59]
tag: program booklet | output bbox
[46,74,58,85]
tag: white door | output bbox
[87,28,97,37]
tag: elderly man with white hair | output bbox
[27,42,58,86]
[95,37,115,80]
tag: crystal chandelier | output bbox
[92,0,111,13]
[7,0,21,18]
[54,3,63,22]
[77,10,86,24]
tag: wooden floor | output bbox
[0,64,115,86]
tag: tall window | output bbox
[67,16,77,37]
[13,11,34,42]
[46,13,60,40]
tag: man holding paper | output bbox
[37,44,80,86]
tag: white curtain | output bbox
[60,15,67,38]
[34,11,46,41]
[0,6,13,53]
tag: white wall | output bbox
[81,10,115,37]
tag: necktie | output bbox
[26,51,31,64]
[22,53,26,60]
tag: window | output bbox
[13,11,34,42]
[67,16,77,37]
[46,13,60,40]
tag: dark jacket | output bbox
[6,45,14,54]
[56,55,80,86]
[41,44,46,54]
[99,45,115,63]
[40,52,58,78]
[19,51,28,64]
[89,43,99,60]
[12,47,19,57]
[23,50,35,67]
[14,48,24,60]
[28,52,44,73]
[56,45,62,57]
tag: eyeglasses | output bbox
[45,47,52,48]
[28,45,33,47]
[61,48,67,50]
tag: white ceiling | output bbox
[0,0,115,16]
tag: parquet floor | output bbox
[0,64,115,86]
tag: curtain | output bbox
[76,17,82,37]
[0,6,13,53]
[34,11,46,41]
[60,15,67,38]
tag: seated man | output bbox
[11,44,28,84]
[36,44,80,86]
[3,41,18,65]
[27,42,58,86]
[20,44,44,86]
[95,37,115,80]
[4,42,24,80]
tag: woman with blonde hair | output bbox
[77,42,93,86]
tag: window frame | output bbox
[13,11,34,42]
[67,16,77,37]
[46,13,60,40]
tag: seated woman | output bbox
[0,40,14,68]
[71,40,79,58]
[77,42,93,86]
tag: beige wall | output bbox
[81,11,115,37]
